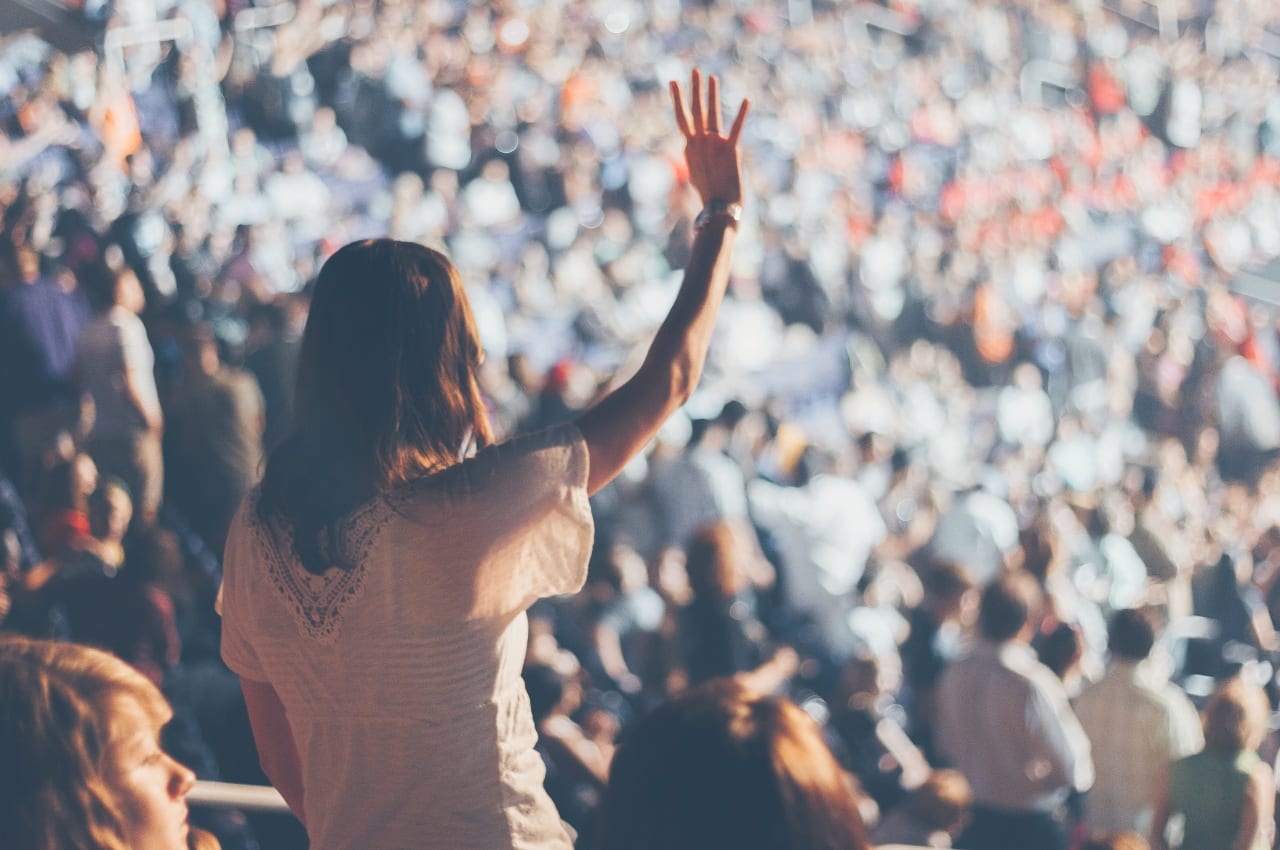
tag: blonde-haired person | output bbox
[1151,676,1275,850]
[0,636,216,850]
[219,70,749,849]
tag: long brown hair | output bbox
[0,637,170,850]
[594,679,871,850]
[258,239,493,573]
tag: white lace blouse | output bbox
[220,424,593,850]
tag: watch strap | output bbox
[695,201,743,228]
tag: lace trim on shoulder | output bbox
[250,494,392,645]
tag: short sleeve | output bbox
[452,423,594,614]
[219,498,269,681]
[120,312,155,373]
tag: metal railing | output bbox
[189,781,290,815]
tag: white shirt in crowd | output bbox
[648,444,750,550]
[748,473,886,661]
[1074,659,1203,835]
[935,640,1094,813]
[928,490,1020,585]
[75,304,160,439]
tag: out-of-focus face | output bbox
[108,698,194,850]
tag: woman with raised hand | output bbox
[218,70,748,849]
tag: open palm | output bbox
[670,70,749,208]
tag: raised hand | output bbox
[670,69,749,208]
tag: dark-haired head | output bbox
[1108,608,1156,662]
[594,679,871,850]
[978,571,1041,643]
[258,240,493,573]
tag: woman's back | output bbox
[221,425,592,849]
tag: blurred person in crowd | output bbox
[243,303,299,452]
[1038,621,1087,694]
[1127,469,1191,622]
[927,485,1021,586]
[219,74,748,849]
[828,652,931,813]
[0,245,87,486]
[0,636,214,850]
[166,325,264,554]
[74,261,163,526]
[1151,676,1274,850]
[587,540,666,697]
[935,571,1094,850]
[1023,512,1108,674]
[12,474,134,637]
[679,522,794,690]
[1216,352,1280,484]
[648,410,758,558]
[524,660,614,832]
[45,480,181,687]
[1195,549,1279,668]
[748,444,886,662]
[872,769,973,848]
[592,678,871,850]
[32,449,97,560]
[0,471,41,574]
[1075,607,1203,835]
[900,559,977,761]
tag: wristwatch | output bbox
[695,200,743,229]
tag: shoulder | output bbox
[434,423,588,497]
[1154,679,1198,713]
[997,644,1062,699]
[1169,750,1203,777]
[224,490,266,554]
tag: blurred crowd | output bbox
[5,0,1280,847]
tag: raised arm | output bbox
[576,70,749,496]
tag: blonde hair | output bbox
[1202,676,1271,754]
[0,637,172,850]
[907,769,973,835]
[1081,832,1149,850]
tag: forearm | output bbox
[736,646,796,695]
[638,218,737,400]
[578,220,736,495]
[595,626,632,681]
[576,71,746,495]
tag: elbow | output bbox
[257,753,283,789]
[257,750,294,796]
